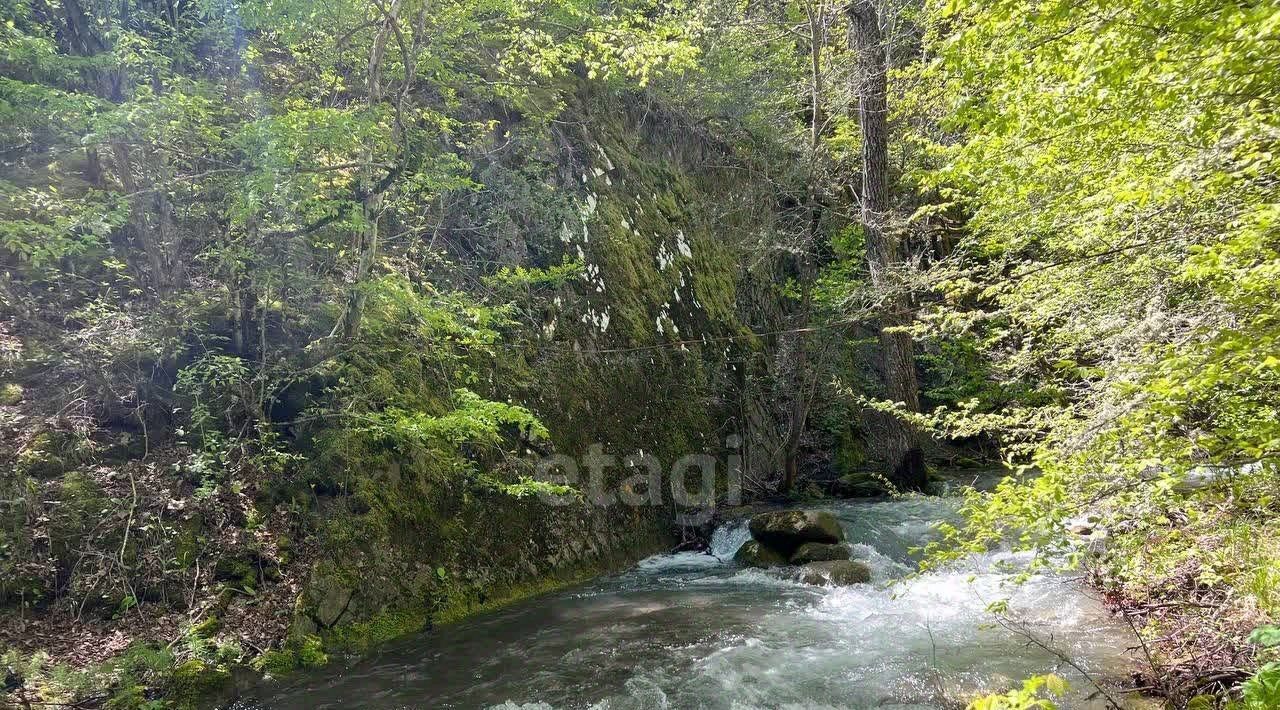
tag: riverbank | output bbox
[0,486,675,709]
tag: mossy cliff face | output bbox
[297,494,671,655]
[511,83,791,485]
[288,83,791,657]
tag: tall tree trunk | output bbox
[848,0,926,491]
[780,0,829,494]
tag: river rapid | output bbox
[243,495,1142,709]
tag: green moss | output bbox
[833,428,868,475]
[838,471,892,497]
[432,568,597,625]
[58,471,106,514]
[166,659,232,709]
[174,518,203,568]
[254,634,328,676]
[104,684,148,710]
[47,472,112,595]
[323,607,431,655]
[8,644,187,710]
[318,564,608,658]
[297,635,328,667]
[276,534,292,565]
[214,557,258,593]
[16,430,76,479]
[190,615,220,639]
[0,382,23,405]
[253,649,296,676]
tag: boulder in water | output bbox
[789,542,851,564]
[834,471,893,497]
[748,510,844,556]
[733,540,788,568]
[798,560,871,586]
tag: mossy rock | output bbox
[166,659,234,709]
[104,684,148,710]
[0,382,23,406]
[174,517,205,568]
[835,471,893,498]
[310,580,354,628]
[833,427,867,475]
[49,471,112,605]
[255,634,329,676]
[190,615,221,639]
[321,607,431,655]
[214,551,279,593]
[296,635,329,668]
[747,510,845,557]
[16,430,79,480]
[733,540,788,568]
[798,560,871,586]
[789,542,851,565]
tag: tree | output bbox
[848,0,925,491]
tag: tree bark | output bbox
[848,0,926,491]
[780,0,829,494]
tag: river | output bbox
[241,495,1142,709]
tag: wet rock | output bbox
[834,471,892,497]
[789,542,850,564]
[799,560,871,586]
[748,510,844,557]
[733,540,788,568]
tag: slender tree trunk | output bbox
[342,198,380,340]
[341,0,400,340]
[112,142,171,294]
[849,0,926,491]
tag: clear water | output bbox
[242,496,1141,709]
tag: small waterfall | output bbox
[708,518,751,560]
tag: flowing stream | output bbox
[245,495,1142,709]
